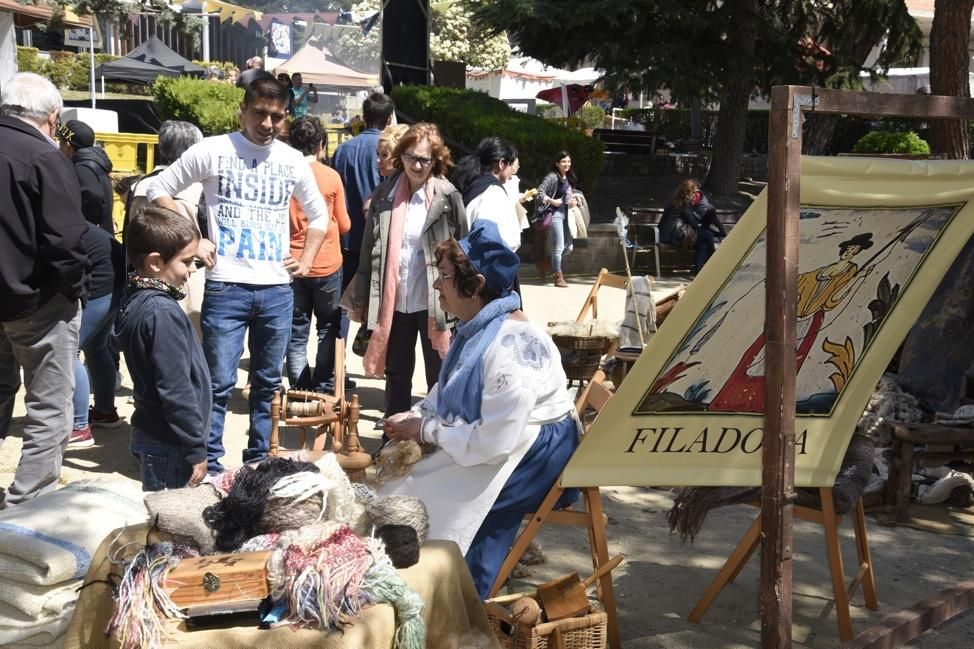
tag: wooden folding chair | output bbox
[488,369,622,649]
[575,268,629,323]
[688,489,879,642]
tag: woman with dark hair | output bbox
[534,150,577,287]
[452,137,522,251]
[382,220,578,599]
[658,178,727,273]
[276,72,295,115]
[342,122,467,419]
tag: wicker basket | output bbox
[550,334,613,382]
[486,609,607,649]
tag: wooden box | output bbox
[165,551,272,608]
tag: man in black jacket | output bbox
[58,118,115,234]
[0,72,88,507]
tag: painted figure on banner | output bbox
[638,204,961,415]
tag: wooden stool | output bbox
[689,488,879,642]
[884,422,974,523]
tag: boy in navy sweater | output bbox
[113,206,209,490]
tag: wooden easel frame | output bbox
[761,86,974,648]
[689,488,878,642]
[488,370,622,649]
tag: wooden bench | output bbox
[593,128,661,155]
[624,206,743,276]
[884,422,974,522]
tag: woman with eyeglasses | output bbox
[381,220,578,599]
[342,122,467,421]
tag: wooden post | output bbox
[761,85,805,649]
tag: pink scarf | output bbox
[363,176,452,378]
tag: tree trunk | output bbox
[704,0,757,195]
[802,114,839,155]
[928,0,974,159]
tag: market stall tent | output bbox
[94,35,205,84]
[271,42,377,89]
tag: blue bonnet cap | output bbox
[459,220,520,296]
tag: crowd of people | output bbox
[0,70,592,591]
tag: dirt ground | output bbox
[2,277,972,648]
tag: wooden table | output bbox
[63,525,501,649]
[885,422,974,522]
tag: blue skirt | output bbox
[465,414,580,599]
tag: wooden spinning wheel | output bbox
[267,339,371,479]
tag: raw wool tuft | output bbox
[312,453,368,533]
[144,485,220,555]
[366,496,430,544]
[107,541,197,649]
[546,319,620,339]
[361,535,425,649]
[370,440,423,487]
[351,482,378,505]
[857,373,923,446]
[203,457,320,552]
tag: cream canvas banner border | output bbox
[563,156,974,488]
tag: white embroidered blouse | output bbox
[377,318,575,554]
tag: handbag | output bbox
[351,326,373,357]
[532,204,555,232]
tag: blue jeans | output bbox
[201,281,293,473]
[130,434,193,491]
[286,270,342,392]
[72,293,117,428]
[694,228,717,273]
[550,211,567,273]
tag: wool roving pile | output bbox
[203,457,320,552]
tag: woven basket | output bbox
[550,335,613,352]
[486,608,608,649]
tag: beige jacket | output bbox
[342,173,467,331]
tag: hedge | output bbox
[152,76,243,136]
[390,86,604,192]
[852,130,930,155]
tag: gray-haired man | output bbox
[0,73,87,507]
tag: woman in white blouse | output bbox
[342,123,467,420]
[382,220,579,599]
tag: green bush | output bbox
[391,86,604,192]
[48,51,76,89]
[152,76,243,136]
[851,130,930,155]
[576,105,606,130]
[16,46,48,76]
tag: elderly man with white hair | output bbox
[0,72,87,507]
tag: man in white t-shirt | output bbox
[146,78,330,474]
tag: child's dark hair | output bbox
[126,206,200,269]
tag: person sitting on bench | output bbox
[381,220,579,598]
[659,179,726,273]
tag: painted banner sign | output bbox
[563,157,974,488]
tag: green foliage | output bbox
[851,130,931,155]
[152,77,243,136]
[390,86,604,191]
[576,105,606,130]
[16,46,48,76]
[48,51,76,89]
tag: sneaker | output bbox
[88,407,123,429]
[344,377,357,391]
[68,425,95,448]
